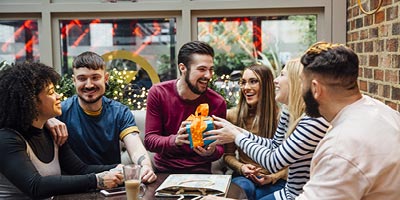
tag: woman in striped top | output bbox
[206,59,330,200]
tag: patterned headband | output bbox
[305,42,344,55]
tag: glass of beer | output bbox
[123,164,146,200]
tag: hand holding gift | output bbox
[186,103,215,148]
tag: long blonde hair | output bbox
[285,59,306,136]
[234,64,278,139]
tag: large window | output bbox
[198,15,317,106]
[0,20,39,64]
[59,18,176,109]
[59,18,176,79]
[198,15,316,77]
[0,0,347,110]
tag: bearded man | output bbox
[144,41,226,173]
[297,42,400,199]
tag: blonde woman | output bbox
[206,59,330,200]
[224,64,286,200]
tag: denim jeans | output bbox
[232,176,286,200]
[258,193,276,200]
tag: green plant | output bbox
[214,52,252,76]
[288,15,317,48]
[106,69,148,110]
[57,74,75,101]
[208,73,239,109]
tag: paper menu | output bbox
[155,174,232,197]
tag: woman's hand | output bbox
[240,164,257,177]
[95,171,124,189]
[204,115,243,145]
[45,118,68,146]
[248,173,273,186]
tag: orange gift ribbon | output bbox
[186,103,212,147]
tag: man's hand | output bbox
[175,121,191,146]
[45,118,68,146]
[122,133,158,184]
[193,144,216,157]
[141,164,157,183]
[175,133,190,146]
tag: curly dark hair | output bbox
[0,62,60,132]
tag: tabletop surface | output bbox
[53,173,248,200]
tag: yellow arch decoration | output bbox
[357,0,382,15]
[102,50,160,85]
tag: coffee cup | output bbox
[123,164,146,200]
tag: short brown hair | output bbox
[73,51,105,70]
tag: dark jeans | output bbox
[231,176,286,200]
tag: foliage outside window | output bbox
[198,15,317,106]
[199,15,316,76]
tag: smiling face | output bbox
[183,53,214,95]
[274,68,289,105]
[73,67,109,104]
[240,69,261,107]
[36,83,62,120]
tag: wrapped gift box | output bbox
[186,120,215,148]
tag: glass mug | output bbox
[123,164,146,200]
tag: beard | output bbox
[184,71,208,95]
[77,87,103,104]
[303,88,322,118]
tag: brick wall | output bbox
[347,0,400,112]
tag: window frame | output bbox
[0,0,346,74]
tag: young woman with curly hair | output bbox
[0,62,123,199]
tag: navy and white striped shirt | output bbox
[235,111,330,200]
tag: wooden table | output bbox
[53,173,247,200]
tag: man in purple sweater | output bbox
[144,41,227,173]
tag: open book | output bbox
[155,174,232,198]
